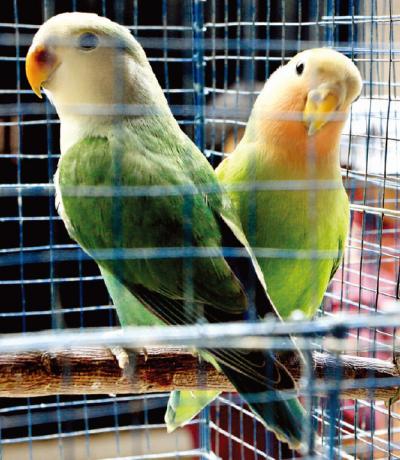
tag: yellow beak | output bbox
[303,88,339,136]
[26,45,59,98]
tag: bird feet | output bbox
[387,388,400,409]
[110,346,149,378]
[111,346,130,370]
[386,350,400,408]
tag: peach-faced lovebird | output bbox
[26,13,306,448]
[167,49,362,433]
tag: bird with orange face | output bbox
[167,49,362,432]
[218,48,362,319]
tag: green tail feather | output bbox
[165,388,306,449]
[219,361,306,450]
[165,390,220,433]
[250,394,306,449]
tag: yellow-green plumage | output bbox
[216,153,350,320]
[166,48,362,433]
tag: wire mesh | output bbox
[0,0,399,459]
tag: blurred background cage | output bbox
[0,0,399,459]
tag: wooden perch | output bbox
[0,347,398,400]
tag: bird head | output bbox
[25,12,165,117]
[248,48,362,154]
[293,48,363,136]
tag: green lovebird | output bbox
[26,12,306,448]
[166,50,362,431]
[218,48,362,318]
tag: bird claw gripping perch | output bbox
[110,346,137,379]
[386,343,400,408]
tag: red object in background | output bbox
[328,185,399,437]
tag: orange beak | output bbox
[26,44,59,98]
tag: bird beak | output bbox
[26,44,59,99]
[303,86,340,136]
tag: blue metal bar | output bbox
[192,0,206,152]
[162,0,171,101]
[325,0,335,46]
[192,3,209,456]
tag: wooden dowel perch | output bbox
[0,347,399,400]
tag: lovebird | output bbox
[26,13,306,448]
[166,49,362,431]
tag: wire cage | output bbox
[0,0,399,459]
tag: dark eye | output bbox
[78,32,99,51]
[296,61,304,75]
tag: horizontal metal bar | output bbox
[0,312,399,353]
[0,276,102,286]
[0,393,167,415]
[350,203,400,218]
[0,304,111,317]
[0,422,172,445]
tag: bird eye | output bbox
[296,62,304,76]
[78,32,99,51]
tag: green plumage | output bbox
[216,147,350,320]
[100,267,163,327]
[58,123,250,318]
[57,115,305,448]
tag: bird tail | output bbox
[165,390,220,433]
[216,352,306,450]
